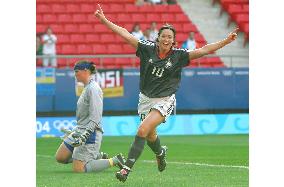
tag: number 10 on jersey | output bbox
[152,67,164,78]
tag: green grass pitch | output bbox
[37,135,248,187]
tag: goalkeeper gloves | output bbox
[70,129,93,147]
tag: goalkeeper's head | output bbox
[74,60,97,84]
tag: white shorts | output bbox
[138,92,176,122]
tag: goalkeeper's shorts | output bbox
[72,130,103,163]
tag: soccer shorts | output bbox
[72,130,102,163]
[138,92,176,123]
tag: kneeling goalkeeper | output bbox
[55,60,125,172]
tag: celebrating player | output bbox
[55,60,125,173]
[94,4,238,182]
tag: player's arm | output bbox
[94,4,138,49]
[189,28,238,60]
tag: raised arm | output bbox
[189,28,239,60]
[94,4,138,49]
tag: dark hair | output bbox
[131,22,140,32]
[45,26,52,33]
[156,24,176,42]
[74,60,97,74]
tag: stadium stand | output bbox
[218,0,249,46]
[36,0,225,68]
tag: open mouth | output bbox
[162,42,170,47]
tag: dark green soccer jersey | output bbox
[136,40,190,98]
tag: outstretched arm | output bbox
[189,28,239,60]
[94,4,138,49]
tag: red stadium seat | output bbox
[98,4,111,13]
[115,58,134,67]
[64,24,79,33]
[117,14,130,23]
[124,23,134,32]
[138,5,155,13]
[93,45,107,54]
[195,33,206,43]
[172,24,183,32]
[114,35,125,44]
[50,24,64,34]
[161,14,175,23]
[66,4,80,13]
[235,13,249,24]
[57,34,70,44]
[78,44,93,54]
[58,14,72,23]
[73,14,87,23]
[42,14,57,23]
[122,44,136,54]
[102,58,116,67]
[132,14,146,22]
[51,4,66,13]
[176,33,188,43]
[125,4,138,13]
[61,44,77,54]
[107,44,123,54]
[81,3,95,13]
[87,14,100,23]
[85,34,100,43]
[37,4,51,13]
[175,14,190,23]
[109,4,124,13]
[70,34,85,43]
[108,14,118,22]
[243,4,249,13]
[134,58,141,67]
[36,24,46,33]
[227,4,243,14]
[94,24,110,33]
[146,14,161,22]
[36,14,43,24]
[79,24,93,33]
[153,5,168,13]
[183,23,198,33]
[100,34,116,43]
[168,5,182,13]
[57,60,69,69]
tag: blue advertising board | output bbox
[36,113,248,137]
[36,68,248,112]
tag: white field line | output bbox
[37,154,248,170]
[142,160,248,170]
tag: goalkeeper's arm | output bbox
[71,86,102,147]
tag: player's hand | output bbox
[226,28,239,43]
[59,127,73,140]
[94,4,106,23]
[71,132,86,147]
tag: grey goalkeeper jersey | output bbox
[75,78,103,134]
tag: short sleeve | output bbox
[179,49,190,67]
[136,40,155,57]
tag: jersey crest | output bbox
[164,58,173,69]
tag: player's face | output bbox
[158,29,174,53]
[75,69,88,83]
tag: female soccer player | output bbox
[55,60,125,173]
[94,4,238,182]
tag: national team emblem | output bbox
[165,58,172,69]
[148,58,153,64]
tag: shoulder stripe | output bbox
[172,47,190,52]
[139,39,155,46]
